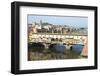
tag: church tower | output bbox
[40,20,43,28]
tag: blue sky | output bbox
[28,15,88,28]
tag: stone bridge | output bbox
[29,33,87,44]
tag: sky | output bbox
[28,15,88,28]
